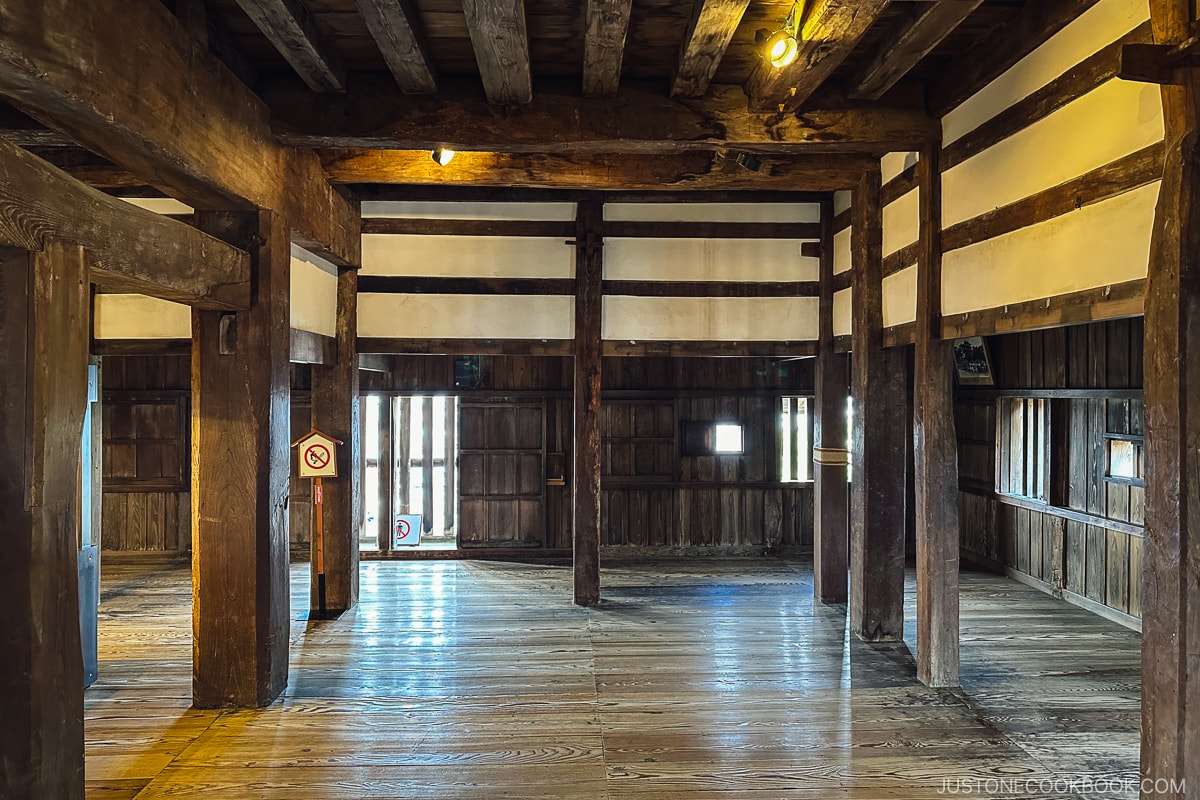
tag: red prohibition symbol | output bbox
[395,519,412,540]
[304,444,331,469]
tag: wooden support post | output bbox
[191,211,291,708]
[0,242,88,800]
[378,397,393,551]
[849,168,907,642]
[913,144,960,688]
[1142,0,1200,794]
[398,397,411,514]
[311,268,360,613]
[814,197,850,604]
[445,398,457,532]
[573,198,604,606]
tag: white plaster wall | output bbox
[121,197,194,214]
[605,239,818,282]
[362,235,574,278]
[361,201,576,220]
[602,296,818,341]
[833,289,852,337]
[833,228,852,275]
[943,0,1150,143]
[881,151,918,183]
[94,295,191,339]
[358,293,573,339]
[883,188,919,257]
[604,203,821,223]
[291,244,338,336]
[943,78,1163,227]
[883,265,918,328]
[942,181,1157,315]
[833,191,852,216]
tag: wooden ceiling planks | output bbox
[670,0,754,98]
[355,0,439,93]
[583,0,634,95]
[460,0,533,104]
[232,0,348,90]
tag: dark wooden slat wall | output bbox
[956,318,1145,621]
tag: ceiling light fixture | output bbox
[431,146,455,166]
[762,1,804,69]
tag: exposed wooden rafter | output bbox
[0,0,360,267]
[264,79,938,153]
[744,0,892,113]
[670,0,752,98]
[320,149,875,191]
[849,0,984,101]
[232,0,346,92]
[0,138,249,310]
[583,0,634,96]
[355,0,437,94]
[461,0,533,105]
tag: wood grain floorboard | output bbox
[84,559,1141,799]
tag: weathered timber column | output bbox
[573,198,603,606]
[192,211,291,708]
[1141,0,1200,794]
[913,144,960,687]
[849,168,907,642]
[0,242,89,800]
[814,197,850,604]
[311,267,360,614]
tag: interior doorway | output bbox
[362,395,459,551]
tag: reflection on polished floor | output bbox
[85,559,1141,799]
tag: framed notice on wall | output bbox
[953,337,994,386]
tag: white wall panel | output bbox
[361,201,575,220]
[833,228,852,275]
[604,203,820,223]
[942,181,1158,315]
[833,288,853,337]
[362,234,574,278]
[883,265,918,328]
[94,295,190,339]
[358,294,573,339]
[605,238,818,282]
[602,296,818,341]
[883,188,919,257]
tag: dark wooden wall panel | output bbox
[956,318,1144,622]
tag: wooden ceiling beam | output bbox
[744,0,892,113]
[461,0,533,105]
[583,0,634,96]
[232,0,346,92]
[265,79,938,154]
[355,0,437,94]
[320,149,874,191]
[671,0,753,99]
[0,139,249,310]
[848,0,984,101]
[928,0,1101,116]
[0,0,359,267]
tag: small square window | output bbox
[1107,437,1144,482]
[713,423,744,454]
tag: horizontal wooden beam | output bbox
[357,353,393,372]
[602,280,819,297]
[232,0,345,92]
[266,79,939,154]
[883,322,917,348]
[883,242,920,278]
[359,277,575,294]
[91,338,191,356]
[360,338,575,356]
[322,150,874,191]
[0,140,249,309]
[831,271,852,293]
[940,279,1145,339]
[0,0,359,267]
[361,218,574,237]
[289,328,337,365]
[744,0,891,113]
[942,143,1164,252]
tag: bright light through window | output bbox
[713,423,744,454]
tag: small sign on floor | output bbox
[393,514,423,547]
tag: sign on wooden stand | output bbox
[292,429,342,617]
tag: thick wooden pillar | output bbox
[849,168,907,642]
[191,211,291,708]
[1142,0,1200,794]
[913,145,960,688]
[573,198,603,606]
[0,242,89,800]
[814,197,850,604]
[311,268,360,613]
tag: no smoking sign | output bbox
[294,430,340,478]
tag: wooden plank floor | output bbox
[85,559,1141,799]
